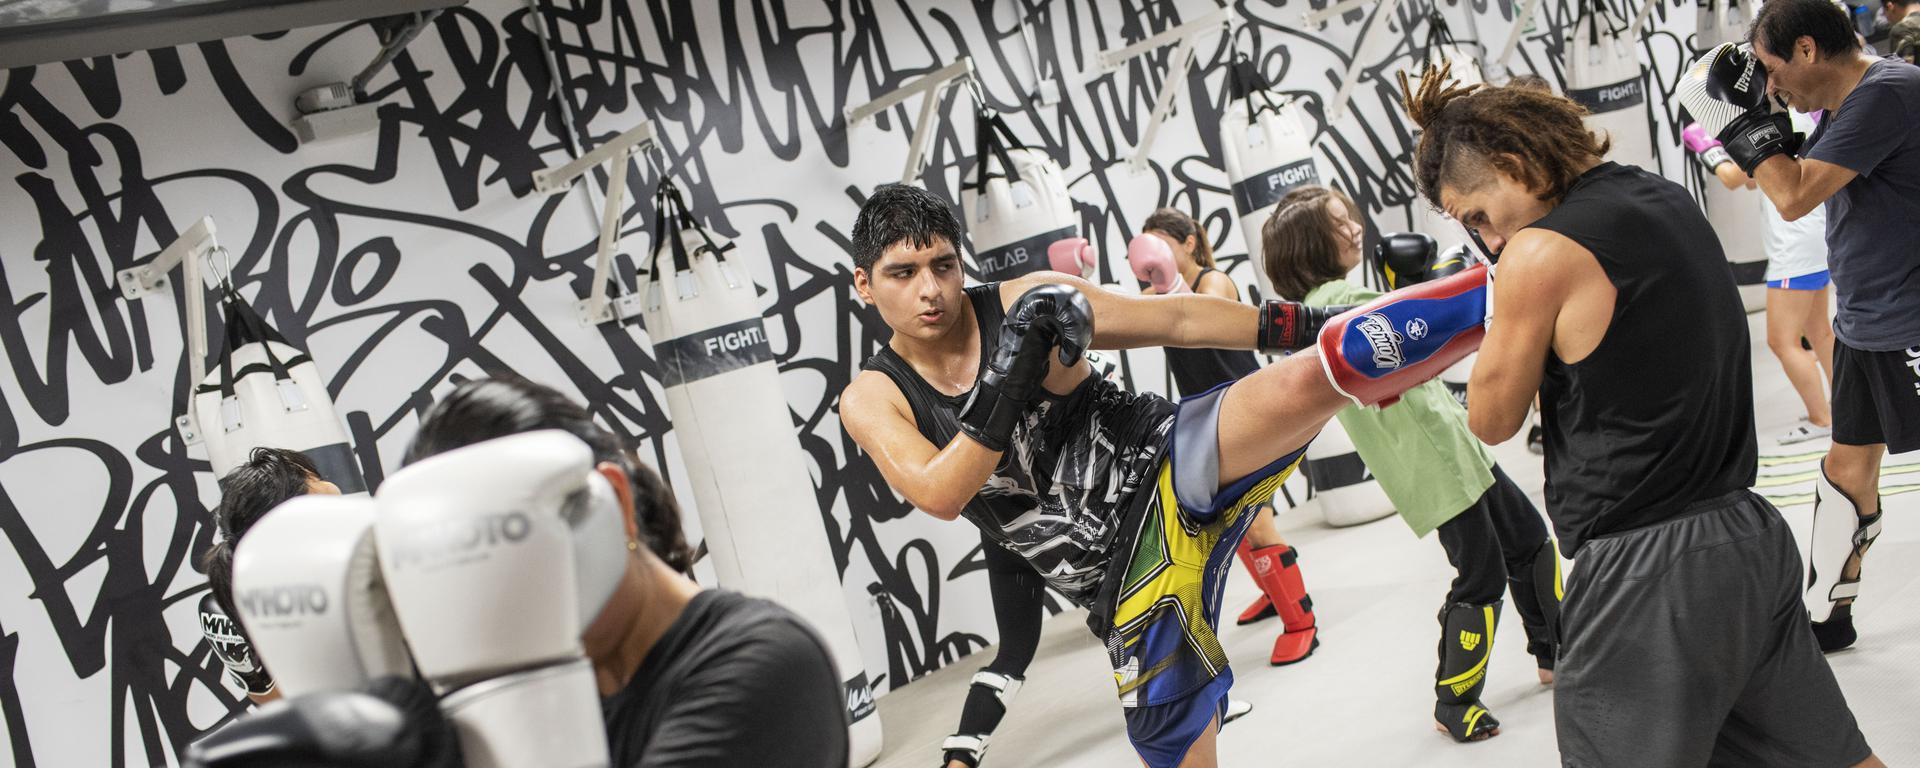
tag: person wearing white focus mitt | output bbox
[399,377,849,768]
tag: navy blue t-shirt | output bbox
[1803,58,1920,351]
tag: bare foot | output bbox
[1538,668,1554,685]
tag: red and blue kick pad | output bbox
[1319,265,1489,408]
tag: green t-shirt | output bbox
[1304,279,1496,537]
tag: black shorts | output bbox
[1830,339,1920,453]
[1554,491,1871,768]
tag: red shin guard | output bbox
[1239,540,1319,665]
[1235,538,1277,625]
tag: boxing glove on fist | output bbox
[959,285,1094,451]
[184,676,460,768]
[1048,237,1098,279]
[1376,232,1439,290]
[1127,234,1189,294]
[1676,44,1800,174]
[1681,121,1737,174]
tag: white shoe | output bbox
[1777,422,1832,445]
[1222,698,1253,725]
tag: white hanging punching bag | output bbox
[187,288,368,493]
[1399,29,1485,248]
[961,111,1078,283]
[1221,58,1324,300]
[1695,0,1770,311]
[1567,1,1656,170]
[640,184,882,765]
[1303,417,1396,527]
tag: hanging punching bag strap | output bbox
[1227,53,1284,118]
[969,110,1028,195]
[1417,11,1459,76]
[659,181,739,290]
[221,286,311,415]
[650,180,698,300]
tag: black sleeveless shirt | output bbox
[860,284,1176,607]
[1163,268,1261,396]
[1526,162,1757,555]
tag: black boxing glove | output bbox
[959,285,1094,452]
[1677,44,1803,174]
[1376,232,1438,290]
[185,676,462,768]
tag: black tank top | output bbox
[1527,162,1757,555]
[860,284,1176,608]
[1163,269,1261,396]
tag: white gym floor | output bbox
[870,309,1920,767]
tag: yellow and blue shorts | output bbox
[1105,383,1308,768]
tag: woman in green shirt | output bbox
[1261,185,1560,744]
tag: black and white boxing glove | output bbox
[185,676,461,768]
[959,285,1093,452]
[1676,43,1801,174]
[198,592,275,698]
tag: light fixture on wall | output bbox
[291,10,444,144]
[845,57,982,185]
[530,120,659,327]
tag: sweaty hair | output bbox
[1506,74,1554,93]
[1749,0,1861,60]
[203,448,322,632]
[1141,208,1215,269]
[403,377,697,575]
[1261,186,1359,302]
[850,184,963,272]
[1401,61,1610,209]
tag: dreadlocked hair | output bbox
[1399,61,1609,209]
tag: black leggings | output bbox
[945,535,1047,761]
[1434,464,1555,659]
[978,537,1046,675]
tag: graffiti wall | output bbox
[0,0,1696,763]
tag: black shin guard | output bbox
[1435,600,1503,742]
[1505,538,1563,670]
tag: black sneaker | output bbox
[1526,425,1544,455]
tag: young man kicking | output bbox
[839,184,1486,767]
[1401,64,1881,766]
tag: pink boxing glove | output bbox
[1682,121,1735,173]
[1047,237,1098,280]
[1127,234,1188,295]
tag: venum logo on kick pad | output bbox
[1356,313,1406,370]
